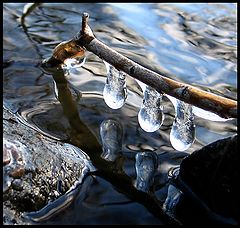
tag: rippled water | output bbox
[3,3,237,225]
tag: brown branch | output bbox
[44,12,237,119]
[81,12,89,35]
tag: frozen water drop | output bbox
[100,119,123,162]
[138,86,164,132]
[170,100,195,151]
[103,61,127,109]
[134,151,158,192]
[61,56,86,75]
[166,94,231,122]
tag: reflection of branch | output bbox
[51,70,180,225]
[20,3,42,61]
[52,70,100,149]
[94,169,180,225]
[21,3,41,23]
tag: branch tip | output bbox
[81,12,89,35]
[83,12,89,19]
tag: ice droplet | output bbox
[170,100,195,151]
[134,151,158,192]
[100,119,123,162]
[103,61,127,109]
[166,94,231,122]
[138,86,164,132]
[61,56,86,75]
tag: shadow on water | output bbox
[3,3,237,225]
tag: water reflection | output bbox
[111,3,237,98]
[100,119,123,162]
[3,2,237,225]
[163,184,182,216]
[34,66,177,224]
[134,151,158,193]
[24,174,94,223]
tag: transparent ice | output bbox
[61,56,86,75]
[138,86,164,132]
[103,61,127,109]
[100,119,123,162]
[166,94,231,122]
[170,99,195,151]
[163,184,182,216]
[134,151,158,192]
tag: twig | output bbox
[78,13,237,119]
[20,3,43,61]
[81,12,88,35]
[45,12,237,119]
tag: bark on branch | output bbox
[44,12,237,119]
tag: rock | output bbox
[3,108,93,225]
[174,135,239,224]
[3,144,11,165]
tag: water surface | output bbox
[3,3,237,225]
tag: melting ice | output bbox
[138,86,164,132]
[166,94,231,122]
[61,56,86,75]
[170,99,195,151]
[103,61,127,109]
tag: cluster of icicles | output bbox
[62,58,228,152]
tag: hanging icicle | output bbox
[170,99,195,151]
[166,94,231,122]
[138,86,164,132]
[103,61,128,109]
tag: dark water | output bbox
[3,3,237,225]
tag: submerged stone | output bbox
[3,108,93,224]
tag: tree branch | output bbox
[45,12,237,119]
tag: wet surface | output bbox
[3,108,93,216]
[3,3,237,225]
